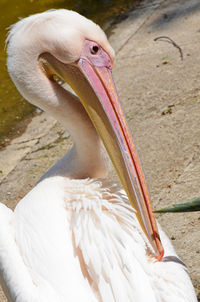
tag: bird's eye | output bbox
[91,45,99,54]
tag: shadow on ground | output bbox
[149,0,200,29]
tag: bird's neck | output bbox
[43,94,109,180]
[7,47,108,180]
[43,82,109,180]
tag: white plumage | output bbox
[0,9,197,302]
[0,177,196,301]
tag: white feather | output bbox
[0,177,197,301]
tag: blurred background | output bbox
[0,0,139,148]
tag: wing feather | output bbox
[70,179,197,302]
[0,203,38,302]
[71,181,157,302]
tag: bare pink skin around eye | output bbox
[80,39,112,69]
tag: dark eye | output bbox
[91,45,99,54]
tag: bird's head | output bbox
[6,9,164,260]
[6,10,114,79]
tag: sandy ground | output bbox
[0,0,200,300]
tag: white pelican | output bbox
[0,9,197,302]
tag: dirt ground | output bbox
[0,0,200,300]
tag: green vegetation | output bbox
[155,196,200,213]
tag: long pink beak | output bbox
[77,58,164,260]
[38,41,164,260]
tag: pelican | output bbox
[0,10,197,302]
